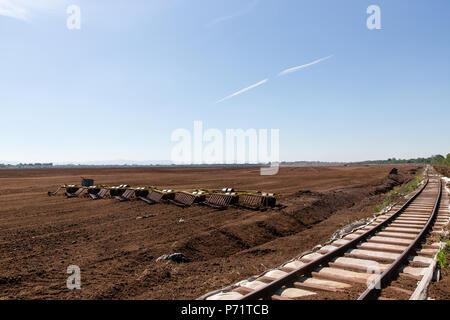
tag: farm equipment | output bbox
[109,185,134,202]
[203,188,277,210]
[48,177,95,198]
[48,186,62,196]
[81,177,95,187]
[238,192,276,210]
[137,188,175,205]
[48,184,83,197]
[48,180,278,210]
[87,186,109,200]
[203,188,239,210]
[170,190,208,208]
[64,185,85,198]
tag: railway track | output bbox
[202,172,449,300]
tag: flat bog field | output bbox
[0,165,420,299]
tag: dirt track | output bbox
[0,165,420,299]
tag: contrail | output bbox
[215,54,333,103]
[215,78,268,104]
[278,55,334,76]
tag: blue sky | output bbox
[0,0,449,163]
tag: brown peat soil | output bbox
[0,165,420,299]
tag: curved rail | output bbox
[240,178,432,300]
[358,178,441,300]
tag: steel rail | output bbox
[240,178,430,300]
[358,178,442,300]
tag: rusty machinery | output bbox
[135,187,175,205]
[48,180,278,210]
[203,188,277,210]
[169,190,208,207]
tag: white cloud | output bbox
[0,0,67,22]
[0,0,29,21]
[216,78,268,104]
[208,0,259,26]
[278,55,334,76]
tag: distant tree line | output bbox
[0,154,449,168]
[0,163,53,168]
[430,154,450,167]
[354,154,450,167]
